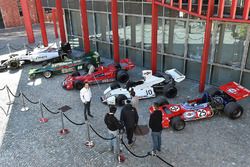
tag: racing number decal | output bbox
[197,109,207,118]
[146,90,153,95]
[169,106,180,112]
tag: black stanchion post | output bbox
[20,92,29,112]
[84,120,94,148]
[59,110,69,135]
[6,85,14,105]
[39,100,48,123]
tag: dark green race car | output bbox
[29,51,100,79]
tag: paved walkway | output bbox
[0,24,250,167]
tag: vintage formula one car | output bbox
[101,69,185,106]
[149,82,250,131]
[28,51,100,79]
[0,42,72,71]
[62,58,135,90]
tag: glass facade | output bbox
[42,0,250,89]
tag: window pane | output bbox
[164,56,184,72]
[68,0,79,9]
[125,16,142,48]
[65,10,72,36]
[186,61,210,82]
[187,21,205,60]
[125,2,142,15]
[245,46,250,70]
[214,24,247,68]
[97,42,111,58]
[68,36,83,50]
[70,11,82,36]
[88,12,95,38]
[95,13,109,42]
[126,48,142,66]
[211,66,240,86]
[109,15,125,44]
[241,72,250,90]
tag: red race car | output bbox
[149,82,250,131]
[62,58,135,90]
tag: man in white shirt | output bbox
[80,82,93,120]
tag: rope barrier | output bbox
[156,155,174,167]
[6,86,21,97]
[25,44,34,50]
[9,44,24,51]
[121,138,150,158]
[0,105,10,116]
[41,103,59,115]
[89,124,116,140]
[0,85,6,91]
[22,93,39,104]
[62,113,85,125]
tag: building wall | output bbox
[41,0,250,89]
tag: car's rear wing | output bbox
[120,58,135,71]
[219,81,250,101]
[165,69,186,83]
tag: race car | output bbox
[101,69,185,106]
[149,82,250,131]
[28,51,100,79]
[0,42,72,71]
[62,58,135,90]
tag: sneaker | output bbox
[128,140,135,147]
[88,114,93,118]
[151,150,156,156]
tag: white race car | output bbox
[0,42,71,71]
[101,69,185,106]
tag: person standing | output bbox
[130,88,139,112]
[104,106,124,153]
[120,103,139,146]
[80,82,93,120]
[149,103,163,154]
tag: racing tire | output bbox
[224,102,243,119]
[60,53,68,61]
[71,71,80,77]
[110,82,121,90]
[43,71,52,79]
[0,64,7,72]
[170,116,185,131]
[157,97,169,106]
[116,94,127,106]
[9,60,20,69]
[114,63,121,69]
[116,70,129,83]
[205,87,221,97]
[163,85,177,98]
[74,80,84,90]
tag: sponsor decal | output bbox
[227,88,237,94]
[169,106,180,112]
[183,112,195,119]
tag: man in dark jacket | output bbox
[120,103,139,146]
[104,106,123,153]
[149,103,163,154]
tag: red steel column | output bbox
[243,0,250,20]
[111,0,120,63]
[35,0,48,47]
[197,0,202,14]
[20,0,35,44]
[199,0,214,92]
[52,9,59,39]
[56,0,66,43]
[230,0,238,19]
[218,0,225,18]
[80,0,90,53]
[151,0,158,74]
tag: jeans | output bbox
[84,101,91,120]
[151,131,162,151]
[108,130,118,154]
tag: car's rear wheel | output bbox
[60,53,68,61]
[9,60,20,69]
[110,82,121,90]
[205,87,221,97]
[170,116,185,131]
[157,97,169,106]
[116,70,129,83]
[43,71,52,79]
[163,85,177,98]
[224,102,243,119]
[74,80,84,90]
[116,94,127,106]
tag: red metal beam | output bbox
[179,0,182,9]
[52,9,59,39]
[218,0,225,18]
[197,0,202,15]
[210,17,250,23]
[111,0,120,63]
[230,0,238,19]
[188,0,192,12]
[80,0,90,53]
[243,0,250,20]
[20,0,35,44]
[56,0,66,44]
[151,0,158,74]
[35,0,48,47]
[199,0,214,92]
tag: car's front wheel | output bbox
[224,102,243,119]
[43,71,52,79]
[74,80,84,90]
[170,116,185,131]
[9,60,20,69]
[116,70,129,83]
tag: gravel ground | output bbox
[0,24,250,167]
